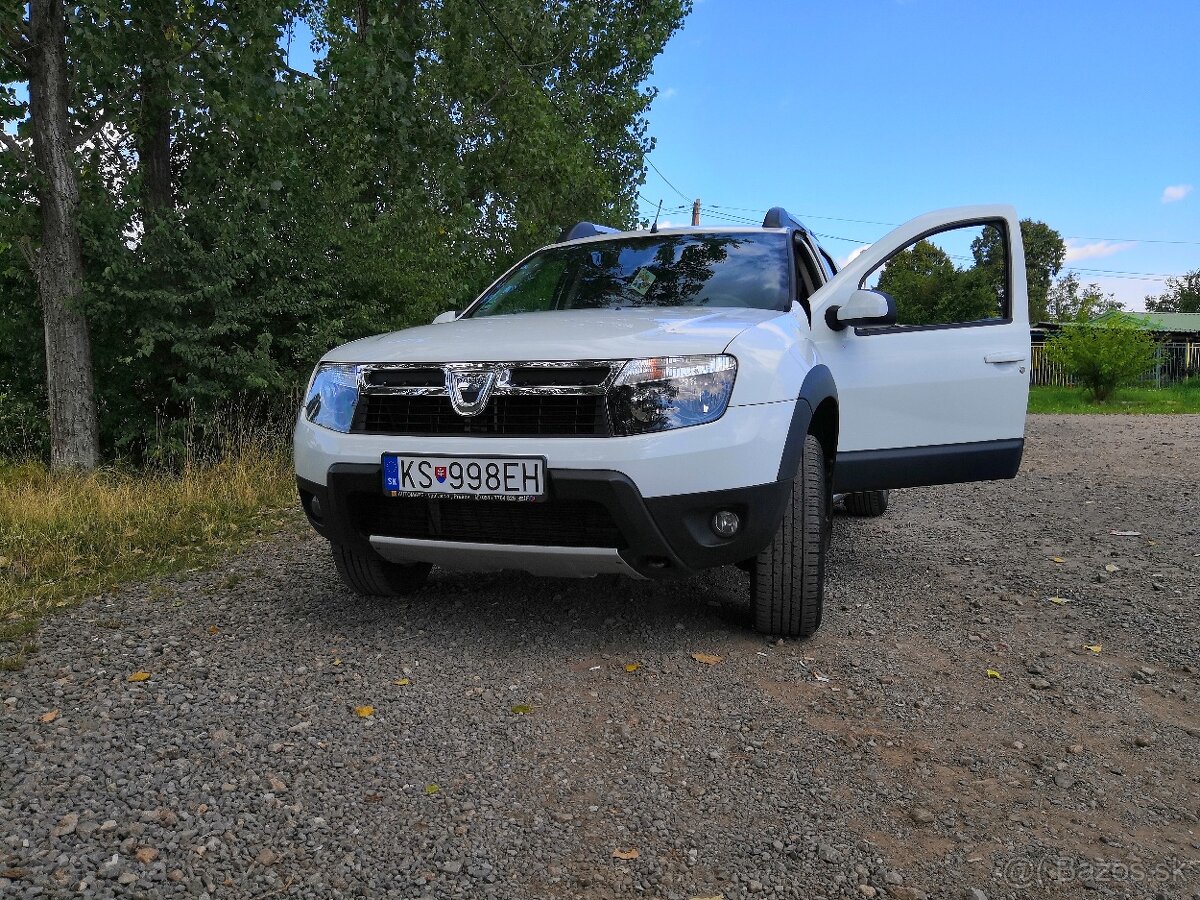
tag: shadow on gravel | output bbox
[289,542,759,655]
[278,511,871,650]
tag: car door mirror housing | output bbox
[825,289,897,331]
[432,310,459,324]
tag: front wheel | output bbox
[331,543,431,597]
[751,433,829,638]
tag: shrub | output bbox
[1044,318,1158,402]
[0,390,49,461]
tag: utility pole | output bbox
[691,198,701,226]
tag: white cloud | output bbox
[658,87,677,101]
[1064,239,1137,263]
[839,244,871,267]
[1161,184,1193,203]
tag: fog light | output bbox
[309,496,323,519]
[711,510,740,537]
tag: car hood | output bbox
[323,307,783,364]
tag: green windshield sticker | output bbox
[629,267,656,296]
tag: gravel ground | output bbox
[2,414,1198,900]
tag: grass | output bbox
[0,438,298,669]
[1029,380,1200,414]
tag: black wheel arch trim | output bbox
[777,364,837,481]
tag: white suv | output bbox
[295,205,1030,636]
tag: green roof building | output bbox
[1030,311,1200,387]
[1090,310,1200,335]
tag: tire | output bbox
[331,543,431,597]
[751,433,829,638]
[843,489,889,517]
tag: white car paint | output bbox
[295,398,797,498]
[295,204,1030,580]
[323,306,783,366]
[809,204,1030,453]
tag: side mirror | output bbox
[432,310,458,325]
[824,289,897,332]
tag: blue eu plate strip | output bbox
[382,455,400,495]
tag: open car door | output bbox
[806,205,1030,492]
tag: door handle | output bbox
[984,352,1026,364]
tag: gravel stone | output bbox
[2,415,1197,899]
[908,807,935,825]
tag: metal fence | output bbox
[1030,342,1200,387]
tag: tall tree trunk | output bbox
[139,66,172,213]
[28,0,100,470]
[135,0,173,215]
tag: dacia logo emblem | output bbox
[445,368,498,417]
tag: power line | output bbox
[1061,235,1200,247]
[808,232,1181,282]
[813,231,872,245]
[1065,265,1180,278]
[713,205,899,228]
[645,159,692,204]
[711,204,1200,248]
[631,203,1187,282]
[637,193,688,212]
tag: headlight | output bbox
[303,363,360,433]
[608,355,737,435]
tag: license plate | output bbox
[382,454,546,501]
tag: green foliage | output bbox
[1029,380,1200,414]
[2,0,691,460]
[0,390,48,460]
[972,218,1065,322]
[1145,269,1200,313]
[1044,318,1158,403]
[1045,272,1123,322]
[876,238,1001,325]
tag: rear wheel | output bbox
[331,543,431,597]
[843,490,889,517]
[751,433,829,638]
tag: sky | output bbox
[638,0,1199,310]
[5,2,1196,308]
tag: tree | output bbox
[876,239,999,325]
[1145,269,1200,313]
[1046,272,1124,322]
[876,240,958,325]
[1044,317,1157,403]
[972,219,1065,322]
[20,0,102,469]
[1,0,692,461]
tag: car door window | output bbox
[860,221,1009,329]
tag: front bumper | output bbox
[297,465,790,579]
[294,401,798,499]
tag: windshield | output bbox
[468,232,791,317]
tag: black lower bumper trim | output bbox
[296,465,790,579]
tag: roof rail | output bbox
[761,207,810,233]
[559,221,620,242]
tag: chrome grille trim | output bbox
[357,360,624,398]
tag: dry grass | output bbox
[0,438,297,667]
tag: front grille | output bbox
[350,495,625,548]
[365,368,443,388]
[508,366,611,387]
[355,394,608,437]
